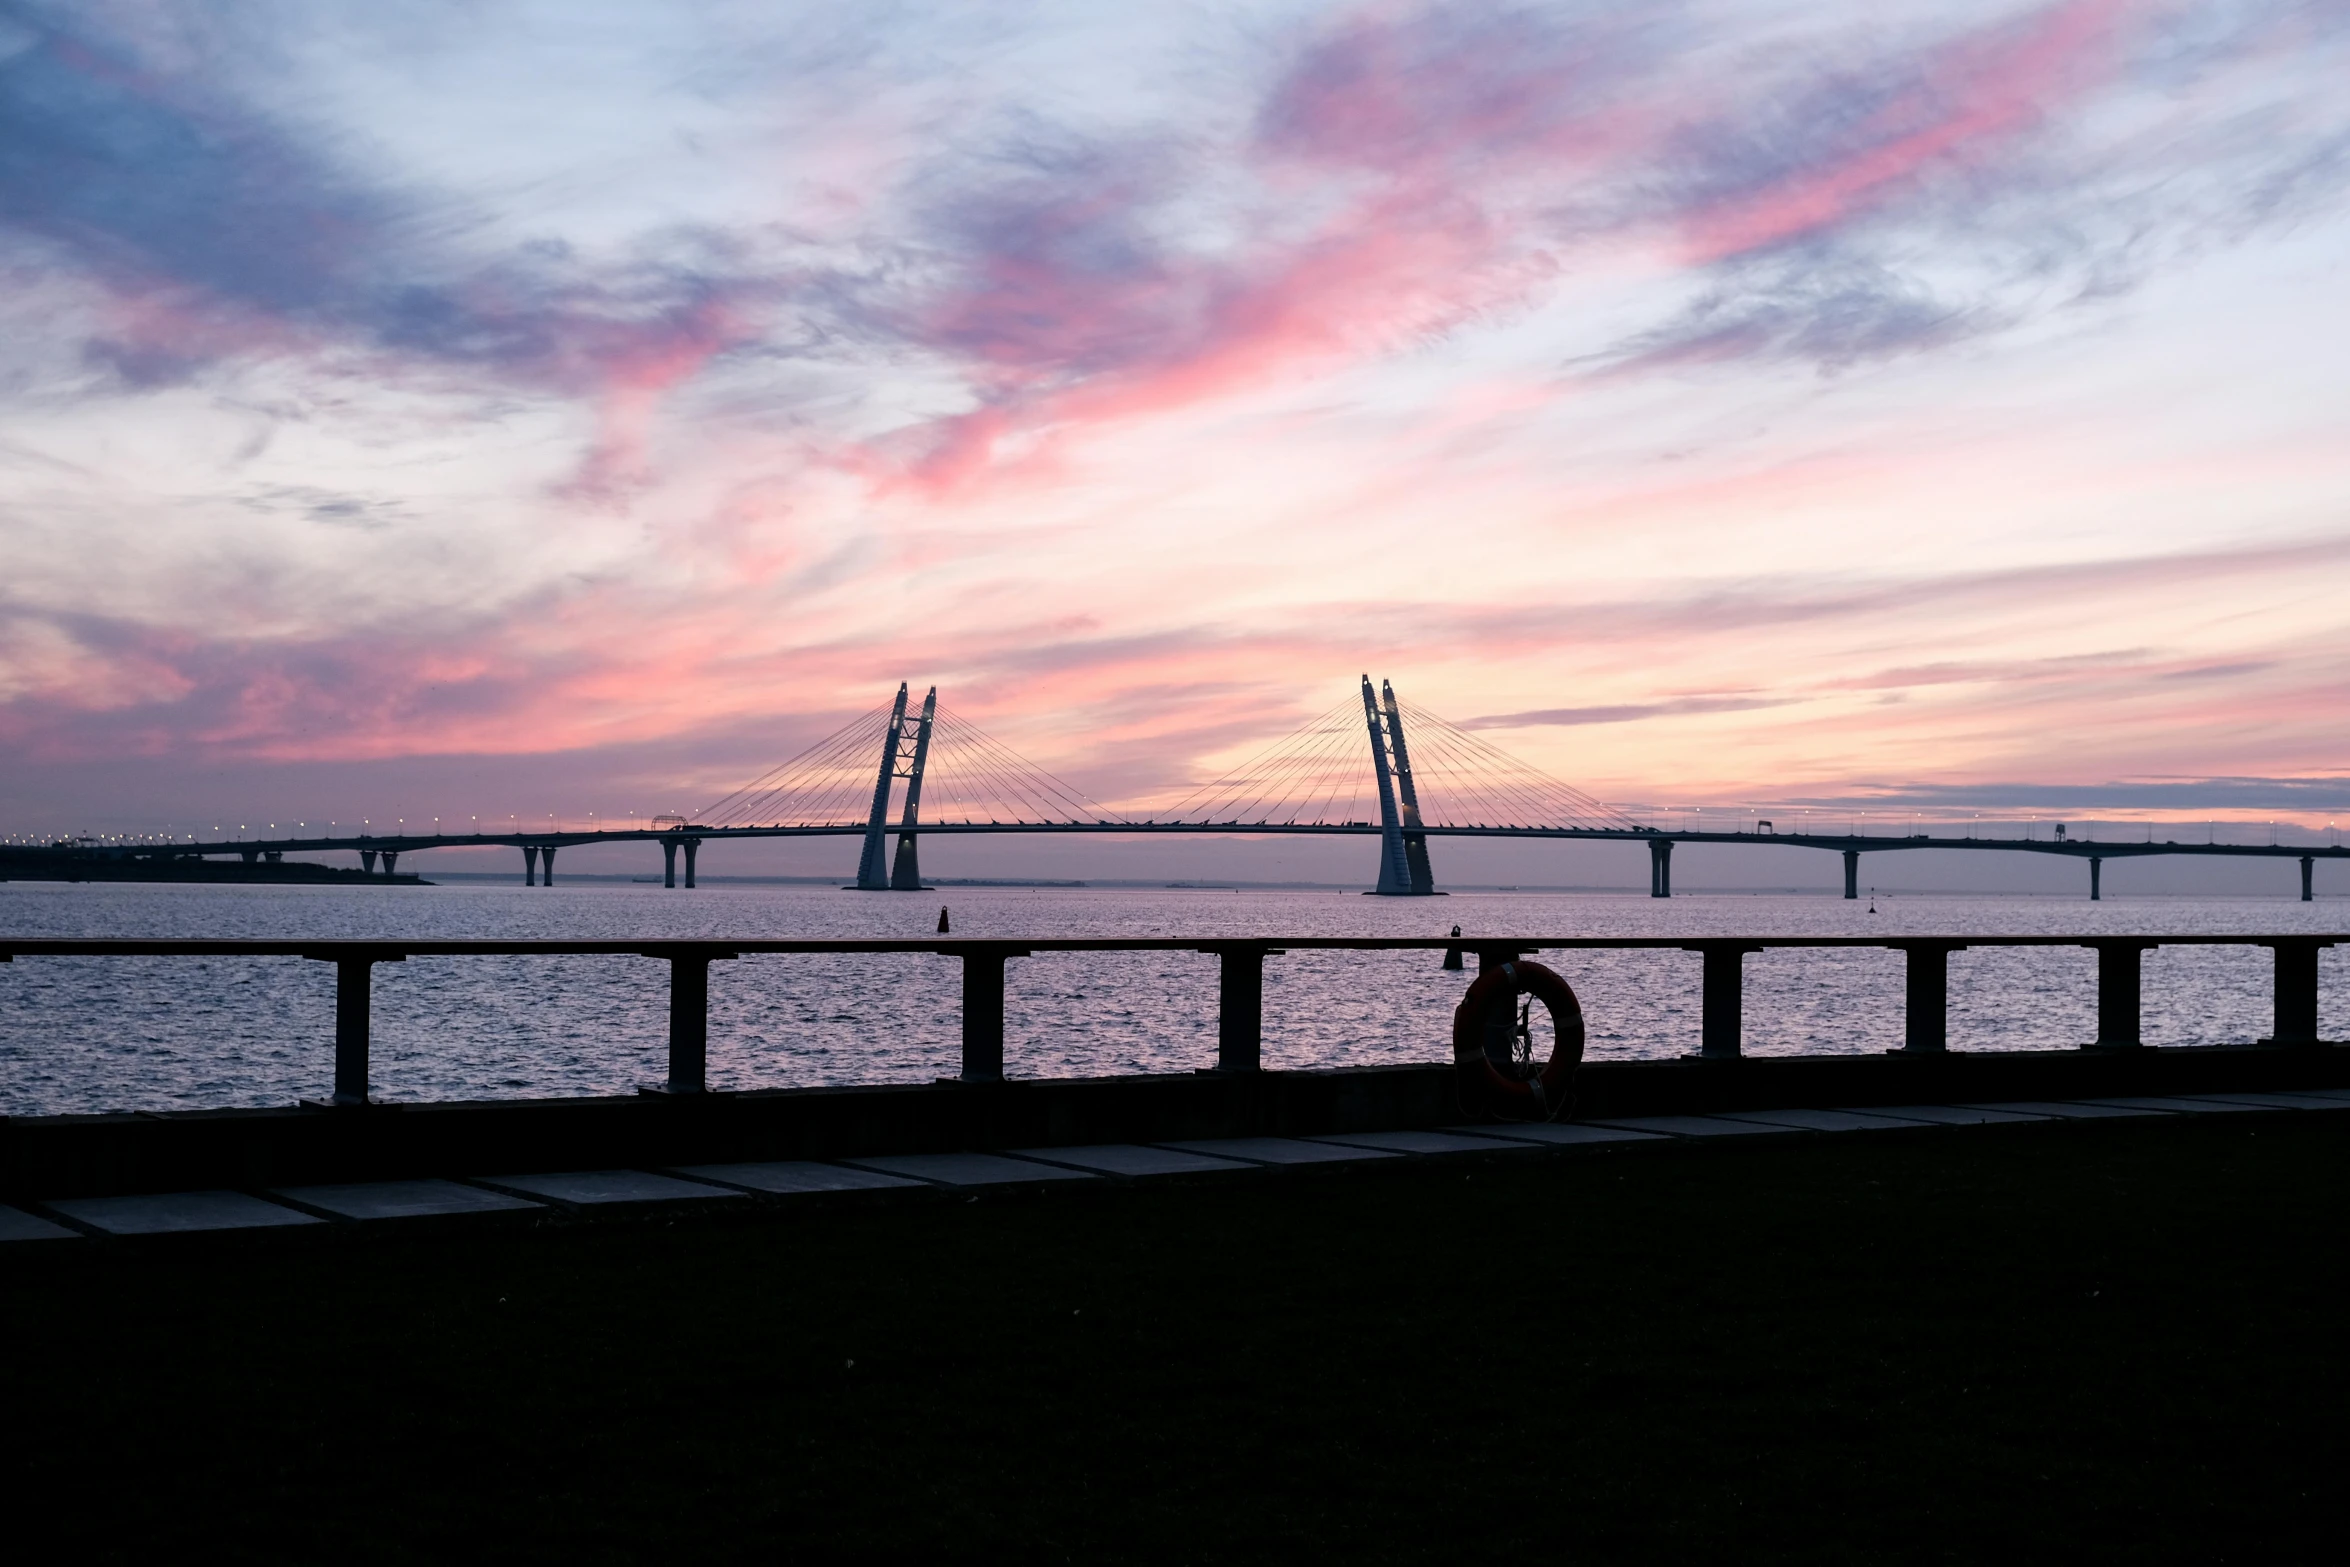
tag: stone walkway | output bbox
[9,1088,2349,1242]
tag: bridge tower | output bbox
[1360,675,1419,896]
[1380,679,1437,894]
[854,684,910,890]
[889,687,938,890]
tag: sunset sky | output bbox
[4,0,2349,869]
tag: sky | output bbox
[4,0,2349,882]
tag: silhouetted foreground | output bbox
[3,1116,2343,1563]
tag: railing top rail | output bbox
[0,934,2341,958]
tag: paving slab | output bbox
[1157,1137,1403,1166]
[1864,1104,2049,1126]
[474,1170,745,1207]
[47,1190,324,1237]
[1305,1130,1526,1156]
[674,1161,927,1195]
[1964,1100,2176,1120]
[1444,1122,1667,1146]
[1714,1108,1944,1133]
[272,1179,545,1221]
[2077,1095,2282,1115]
[1585,1115,1800,1138]
[1007,1144,1254,1177]
[0,1206,81,1243]
[2183,1091,2350,1110]
[844,1152,1097,1186]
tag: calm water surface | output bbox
[1,881,2342,1115]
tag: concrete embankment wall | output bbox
[5,1044,2346,1201]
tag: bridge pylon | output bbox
[1381,679,1437,895]
[889,687,938,890]
[1361,675,1429,895]
[853,685,910,889]
[854,682,940,890]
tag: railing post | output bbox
[1207,943,1265,1072]
[957,943,1026,1082]
[1897,942,1962,1052]
[2266,940,2324,1047]
[1687,942,1756,1058]
[2087,940,2153,1049]
[304,948,403,1106]
[646,946,736,1093]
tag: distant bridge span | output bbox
[79,677,2347,900]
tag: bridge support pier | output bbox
[2303,855,2314,902]
[2264,940,2324,1045]
[2090,857,2102,901]
[240,848,259,865]
[1649,838,1673,898]
[2087,940,2152,1048]
[381,851,398,879]
[681,838,697,888]
[264,850,281,863]
[523,844,538,886]
[1843,850,1859,900]
[361,850,378,875]
[540,846,555,887]
[662,838,678,888]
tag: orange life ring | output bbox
[1451,959,1585,1119]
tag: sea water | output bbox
[0,880,2342,1116]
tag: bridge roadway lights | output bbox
[1895,942,1964,1052]
[1843,850,1859,900]
[1648,838,1673,898]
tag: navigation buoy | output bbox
[937,906,950,933]
[1441,924,1464,971]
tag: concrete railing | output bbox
[2,934,2339,1108]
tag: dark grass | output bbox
[4,1117,2346,1564]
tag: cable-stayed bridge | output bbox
[68,677,2346,899]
